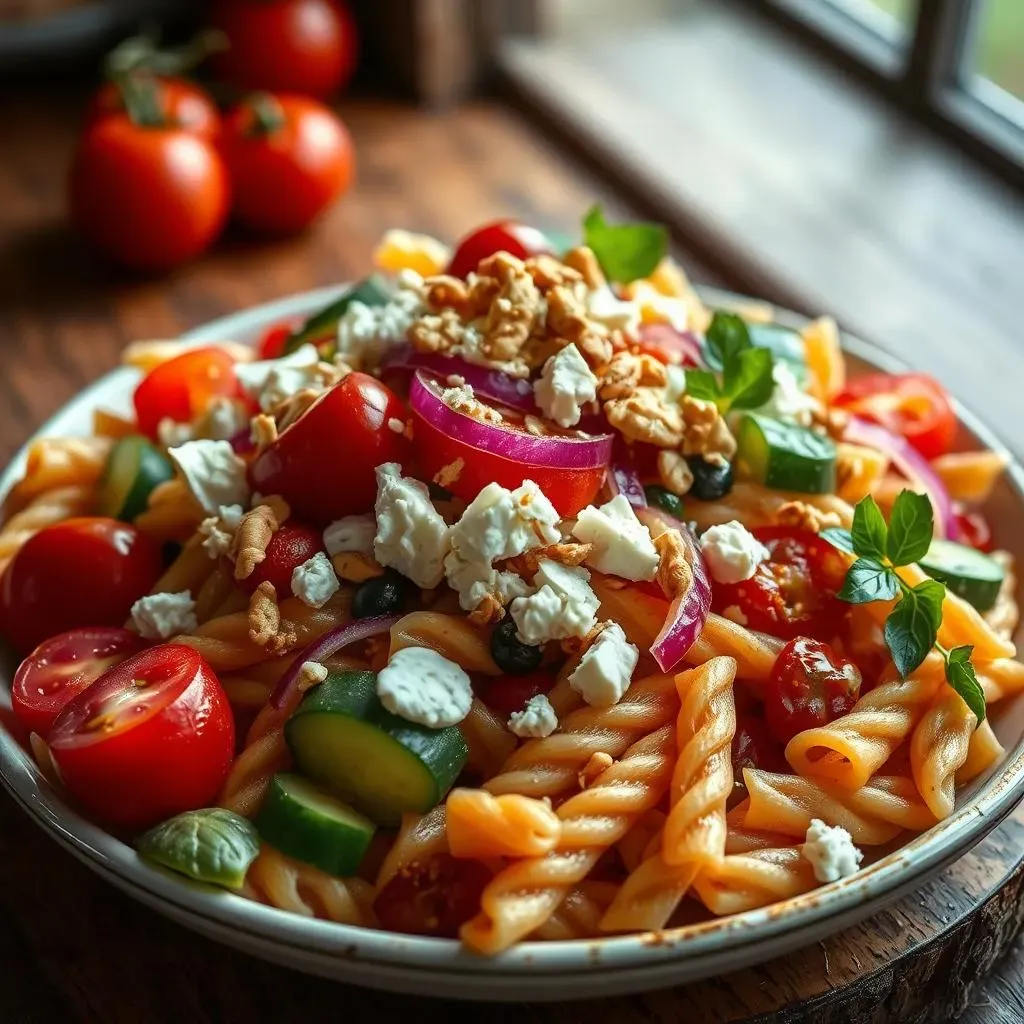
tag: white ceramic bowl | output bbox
[1,287,1021,1001]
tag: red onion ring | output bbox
[607,440,647,508]
[269,615,401,710]
[409,370,613,470]
[638,323,703,367]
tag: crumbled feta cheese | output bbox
[448,480,560,566]
[758,361,819,427]
[387,417,406,434]
[448,323,530,379]
[587,287,641,337]
[700,521,770,584]
[197,503,245,559]
[572,495,659,582]
[441,382,503,424]
[445,555,532,612]
[235,344,323,413]
[290,552,340,608]
[533,345,599,428]
[374,463,450,588]
[323,514,376,557]
[203,397,249,441]
[376,647,472,728]
[335,281,425,371]
[169,439,250,514]
[627,281,690,330]
[664,364,687,402]
[510,560,600,644]
[721,604,749,626]
[508,693,558,738]
[568,623,638,707]
[157,418,193,448]
[802,819,864,883]
[130,591,197,640]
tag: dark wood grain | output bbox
[0,86,1022,1024]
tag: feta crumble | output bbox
[587,287,641,337]
[130,591,197,640]
[510,560,600,644]
[291,552,340,608]
[572,495,659,582]
[568,623,639,708]
[235,344,325,413]
[802,819,864,883]
[700,520,770,584]
[757,361,819,427]
[197,503,245,559]
[376,647,472,728]
[508,693,558,738]
[533,345,599,428]
[323,514,376,557]
[444,557,532,613]
[335,276,425,371]
[168,439,250,514]
[157,418,193,448]
[374,463,450,588]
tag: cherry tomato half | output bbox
[238,523,324,595]
[133,346,242,440]
[12,627,148,738]
[833,372,957,461]
[711,527,848,642]
[0,518,164,657]
[446,220,552,280]
[955,509,995,553]
[257,322,295,360]
[478,670,557,719]
[764,637,862,746]
[86,77,221,141]
[49,644,234,830]
[249,372,410,527]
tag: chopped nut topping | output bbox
[247,581,280,645]
[774,500,842,534]
[442,383,503,424]
[579,751,614,788]
[657,450,694,496]
[468,593,505,627]
[408,308,473,354]
[560,619,608,656]
[423,275,472,317]
[332,551,385,583]
[546,283,612,368]
[655,530,693,600]
[233,500,289,580]
[680,395,737,464]
[605,388,685,448]
[525,253,583,291]
[433,458,464,489]
[599,351,668,401]
[499,542,593,578]
[297,660,329,691]
[482,258,545,362]
[562,246,606,290]
[251,414,278,455]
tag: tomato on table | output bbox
[237,523,324,595]
[711,527,848,642]
[11,627,148,738]
[763,637,862,745]
[446,220,553,279]
[249,372,410,526]
[48,644,234,830]
[478,670,556,719]
[833,373,957,460]
[0,518,164,656]
[86,76,221,141]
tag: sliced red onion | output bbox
[638,323,704,367]
[607,440,647,508]
[269,615,400,710]
[637,507,712,672]
[843,415,958,540]
[409,369,613,470]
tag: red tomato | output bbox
[636,324,702,367]
[373,854,492,937]
[764,637,862,745]
[48,644,234,830]
[955,510,995,553]
[711,527,848,642]
[69,112,229,272]
[249,373,410,526]
[732,714,787,776]
[11,627,148,738]
[446,220,553,279]
[210,0,358,100]
[86,77,221,141]
[221,93,354,235]
[834,373,957,460]
[479,671,556,719]
[238,523,324,595]
[257,322,295,360]
[133,346,241,439]
[0,519,164,657]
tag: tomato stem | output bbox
[104,27,227,80]
[113,71,167,129]
[245,92,287,137]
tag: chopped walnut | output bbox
[499,542,593,578]
[433,458,465,489]
[482,257,545,362]
[655,530,693,600]
[579,751,615,789]
[774,500,843,534]
[546,283,612,368]
[465,272,501,318]
[442,383,503,424]
[680,395,737,464]
[423,274,471,317]
[525,253,583,291]
[296,660,329,692]
[332,551,385,583]
[265,623,300,657]
[598,351,668,401]
[562,246,606,290]
[233,501,288,580]
[251,414,278,455]
[247,581,280,645]
[657,450,694,497]
[468,594,505,627]
[560,619,608,657]
[605,388,684,448]
[408,308,471,354]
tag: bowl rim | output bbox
[0,283,1021,980]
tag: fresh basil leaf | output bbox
[838,557,900,604]
[706,312,751,368]
[683,369,721,402]
[137,808,260,890]
[884,582,943,678]
[945,645,986,723]
[912,578,946,629]
[724,347,776,411]
[887,489,934,567]
[582,204,668,284]
[851,496,888,561]
[821,526,855,555]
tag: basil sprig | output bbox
[582,205,667,284]
[822,491,986,722]
[685,312,776,414]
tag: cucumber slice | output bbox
[919,539,1005,612]
[98,435,175,522]
[736,413,837,494]
[285,670,468,827]
[256,773,376,876]
[706,318,808,385]
[283,276,391,356]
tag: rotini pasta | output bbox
[910,685,976,819]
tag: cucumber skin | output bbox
[919,541,1004,613]
[99,436,175,522]
[284,276,391,355]
[738,414,837,495]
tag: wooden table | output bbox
[0,88,1022,1024]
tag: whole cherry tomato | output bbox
[0,519,164,656]
[11,627,148,738]
[133,346,242,440]
[48,644,234,830]
[834,372,957,461]
[86,76,221,141]
[221,93,354,235]
[955,509,995,553]
[210,0,358,100]
[69,110,229,272]
[249,373,410,526]
[478,670,557,719]
[711,527,848,642]
[732,714,787,776]
[764,637,862,746]
[446,220,553,279]
[238,523,324,595]
[373,853,492,937]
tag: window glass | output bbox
[822,0,915,43]
[966,0,1024,104]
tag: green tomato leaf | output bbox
[582,204,668,284]
[705,312,751,369]
[724,347,776,411]
[838,557,900,604]
[945,645,986,723]
[884,582,944,678]
[137,808,260,891]
[820,526,856,555]
[886,489,935,567]
[683,369,721,402]
[850,496,888,561]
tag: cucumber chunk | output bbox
[283,276,391,355]
[736,413,837,494]
[285,670,468,827]
[256,773,376,876]
[919,539,1005,612]
[747,322,808,383]
[98,435,175,522]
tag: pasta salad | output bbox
[0,212,1020,954]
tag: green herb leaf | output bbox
[705,312,751,368]
[582,205,668,284]
[884,580,944,678]
[838,557,900,604]
[850,496,888,561]
[886,489,934,567]
[945,645,986,723]
[724,347,776,411]
[821,526,855,554]
[682,369,721,402]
